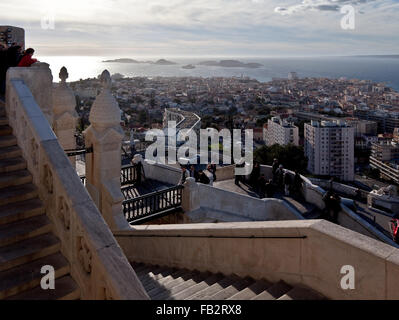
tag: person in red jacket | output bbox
[390,214,399,244]
[18,48,38,67]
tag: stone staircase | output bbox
[132,262,326,300]
[0,103,80,300]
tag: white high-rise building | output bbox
[305,120,355,181]
[266,117,299,147]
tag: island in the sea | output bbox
[102,58,141,63]
[198,60,263,68]
[154,59,177,65]
[349,55,399,59]
[182,64,196,69]
[102,58,177,65]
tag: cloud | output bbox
[274,0,377,15]
[0,0,398,56]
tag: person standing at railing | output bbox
[292,170,303,197]
[17,48,38,67]
[272,158,279,184]
[275,164,285,190]
[390,214,399,244]
[179,166,189,185]
[189,165,199,182]
[250,162,260,189]
[257,174,267,198]
[283,170,291,196]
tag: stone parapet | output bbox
[115,219,399,300]
[6,76,148,300]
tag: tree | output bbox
[254,144,308,173]
[138,110,148,124]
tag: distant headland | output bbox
[102,58,177,65]
[198,60,263,68]
[349,55,399,59]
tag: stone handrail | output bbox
[339,204,398,247]
[115,220,399,300]
[181,177,304,221]
[6,74,148,300]
[209,164,395,243]
[143,160,181,185]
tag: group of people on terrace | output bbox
[0,43,38,96]
[179,163,217,186]
[240,159,303,200]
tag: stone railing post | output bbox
[181,177,200,212]
[84,70,130,230]
[6,62,53,124]
[53,67,78,166]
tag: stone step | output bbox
[278,286,326,300]
[0,117,8,126]
[0,108,5,117]
[0,233,60,272]
[155,269,190,287]
[0,215,51,247]
[0,253,69,299]
[164,272,211,300]
[193,275,242,300]
[175,273,224,300]
[0,135,17,148]
[145,269,189,297]
[5,275,80,300]
[0,145,22,161]
[0,157,27,174]
[0,199,45,225]
[144,268,184,291]
[208,278,255,300]
[0,125,12,136]
[0,184,38,207]
[140,267,176,289]
[154,271,195,298]
[227,280,272,300]
[151,271,203,300]
[0,169,32,189]
[251,280,292,300]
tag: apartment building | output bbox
[305,120,355,181]
[266,117,299,146]
[370,139,399,183]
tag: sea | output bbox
[41,56,399,92]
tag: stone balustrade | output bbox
[115,219,399,300]
[6,68,149,300]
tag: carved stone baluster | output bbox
[83,70,129,230]
[53,67,78,166]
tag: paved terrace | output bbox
[215,178,395,241]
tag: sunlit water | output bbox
[41,56,399,91]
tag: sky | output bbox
[0,0,398,57]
